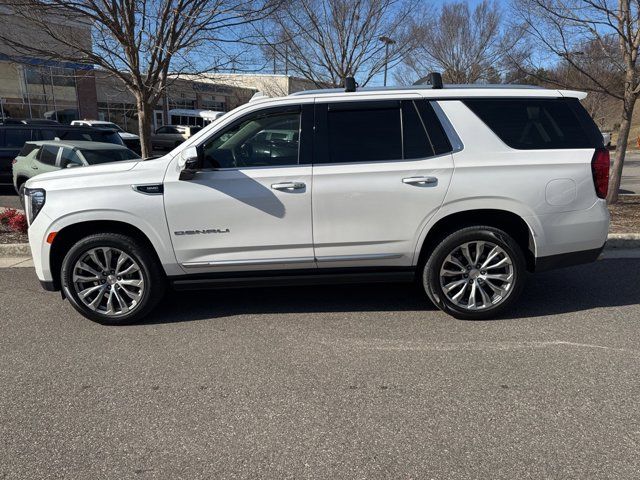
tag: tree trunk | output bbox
[607,92,636,204]
[136,97,153,158]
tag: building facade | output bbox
[95,72,257,132]
[0,8,315,133]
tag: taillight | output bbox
[591,148,609,199]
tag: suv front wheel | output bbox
[423,226,526,320]
[61,233,165,325]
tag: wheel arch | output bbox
[416,209,537,272]
[49,220,165,291]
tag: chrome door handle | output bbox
[402,176,437,185]
[271,182,306,191]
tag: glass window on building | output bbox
[21,65,79,123]
[97,101,138,133]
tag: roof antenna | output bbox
[344,77,358,92]
[413,72,443,89]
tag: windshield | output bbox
[79,148,140,164]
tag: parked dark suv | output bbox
[0,125,124,184]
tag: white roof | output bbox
[289,85,587,100]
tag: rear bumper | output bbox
[534,244,605,272]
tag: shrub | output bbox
[0,209,27,233]
[8,213,28,233]
[0,208,17,226]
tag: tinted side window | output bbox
[417,101,452,155]
[5,129,32,148]
[202,111,300,168]
[464,98,597,149]
[326,102,402,163]
[18,143,39,157]
[38,145,59,165]
[402,100,433,159]
[59,148,82,168]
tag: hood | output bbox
[118,132,140,140]
[26,160,139,187]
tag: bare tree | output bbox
[400,0,521,84]
[258,0,417,87]
[0,0,277,157]
[510,0,640,204]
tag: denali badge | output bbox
[174,229,230,235]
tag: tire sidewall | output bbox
[423,227,526,320]
[61,234,159,325]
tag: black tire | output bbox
[61,233,165,325]
[422,226,526,320]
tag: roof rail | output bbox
[249,91,269,102]
[413,72,443,89]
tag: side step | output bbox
[170,268,416,291]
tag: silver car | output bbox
[151,125,202,150]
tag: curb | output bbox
[605,233,640,249]
[1,234,640,259]
[0,243,31,256]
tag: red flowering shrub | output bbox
[8,212,28,233]
[0,208,17,226]
[0,208,27,233]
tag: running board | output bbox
[170,269,415,291]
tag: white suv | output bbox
[23,77,610,324]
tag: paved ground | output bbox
[620,151,640,194]
[1,258,640,479]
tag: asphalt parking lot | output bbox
[1,258,640,479]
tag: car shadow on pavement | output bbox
[141,258,640,325]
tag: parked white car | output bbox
[71,120,141,154]
[24,75,610,324]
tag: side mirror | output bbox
[179,146,200,181]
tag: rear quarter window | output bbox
[18,143,39,157]
[463,98,601,150]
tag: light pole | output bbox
[379,36,396,86]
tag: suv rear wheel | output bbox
[423,226,526,320]
[61,233,165,325]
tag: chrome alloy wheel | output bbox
[71,247,145,317]
[439,241,514,311]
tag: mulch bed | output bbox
[609,195,640,234]
[0,230,28,244]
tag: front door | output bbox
[164,104,314,272]
[311,99,455,268]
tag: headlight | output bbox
[24,188,46,224]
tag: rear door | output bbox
[312,99,455,268]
